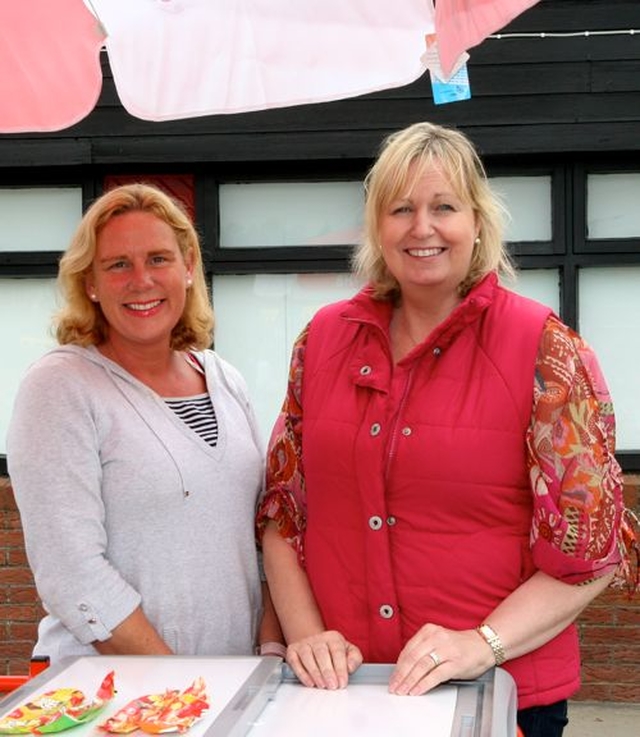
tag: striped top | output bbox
[165,393,219,447]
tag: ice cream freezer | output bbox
[0,655,517,737]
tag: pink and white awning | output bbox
[0,0,540,132]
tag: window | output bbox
[1,163,638,474]
[219,181,364,248]
[213,272,362,443]
[579,266,640,452]
[509,269,560,314]
[586,172,640,240]
[576,166,640,254]
[213,175,563,443]
[0,187,82,253]
[490,175,552,243]
[0,186,82,468]
[0,278,58,457]
[209,166,639,468]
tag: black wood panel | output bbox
[503,0,640,31]
[0,1,638,165]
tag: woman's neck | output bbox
[390,290,461,362]
[98,340,204,397]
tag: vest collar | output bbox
[341,272,499,358]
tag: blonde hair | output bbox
[55,183,214,350]
[353,122,515,300]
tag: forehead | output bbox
[393,158,463,200]
[96,210,179,252]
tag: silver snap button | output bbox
[401,427,412,436]
[370,422,381,436]
[368,516,383,530]
[433,347,441,356]
[360,365,372,376]
[386,516,397,526]
[379,604,394,619]
[78,604,88,612]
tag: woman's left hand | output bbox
[388,623,495,696]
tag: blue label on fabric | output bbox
[430,64,471,105]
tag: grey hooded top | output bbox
[7,345,263,663]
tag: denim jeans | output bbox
[517,700,568,737]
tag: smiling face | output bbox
[85,210,193,355]
[378,160,479,304]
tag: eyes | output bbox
[389,201,457,216]
[105,253,173,271]
[106,260,128,271]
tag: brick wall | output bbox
[1,474,638,701]
[0,477,44,677]
[573,475,640,702]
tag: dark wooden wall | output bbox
[0,0,639,170]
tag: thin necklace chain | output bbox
[392,310,423,350]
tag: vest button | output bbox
[360,365,372,376]
[433,346,442,356]
[401,426,412,436]
[379,604,394,619]
[370,422,381,436]
[386,516,397,526]
[368,515,383,530]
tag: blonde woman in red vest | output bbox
[256,122,638,736]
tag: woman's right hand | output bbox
[286,630,363,689]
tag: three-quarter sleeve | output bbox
[527,315,638,592]
[7,356,142,643]
[256,325,310,565]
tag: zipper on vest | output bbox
[384,364,416,484]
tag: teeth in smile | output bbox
[408,247,443,257]
[127,300,162,311]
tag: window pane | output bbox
[0,187,82,252]
[219,182,364,248]
[579,267,639,451]
[0,279,58,454]
[489,176,552,242]
[505,268,560,313]
[587,172,640,239]
[212,273,362,441]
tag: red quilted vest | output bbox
[301,274,580,708]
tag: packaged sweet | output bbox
[0,671,115,734]
[100,677,209,734]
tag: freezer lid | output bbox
[250,664,517,737]
[0,658,516,737]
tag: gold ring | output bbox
[428,650,440,668]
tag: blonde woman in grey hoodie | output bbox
[8,183,281,663]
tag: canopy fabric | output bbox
[0,0,105,132]
[0,0,541,132]
[91,0,435,121]
[436,0,542,77]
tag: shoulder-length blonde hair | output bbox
[353,121,515,300]
[55,182,214,350]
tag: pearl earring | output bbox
[186,278,193,288]
[474,237,481,246]
[90,293,98,301]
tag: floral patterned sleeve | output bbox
[527,315,638,592]
[255,325,309,565]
